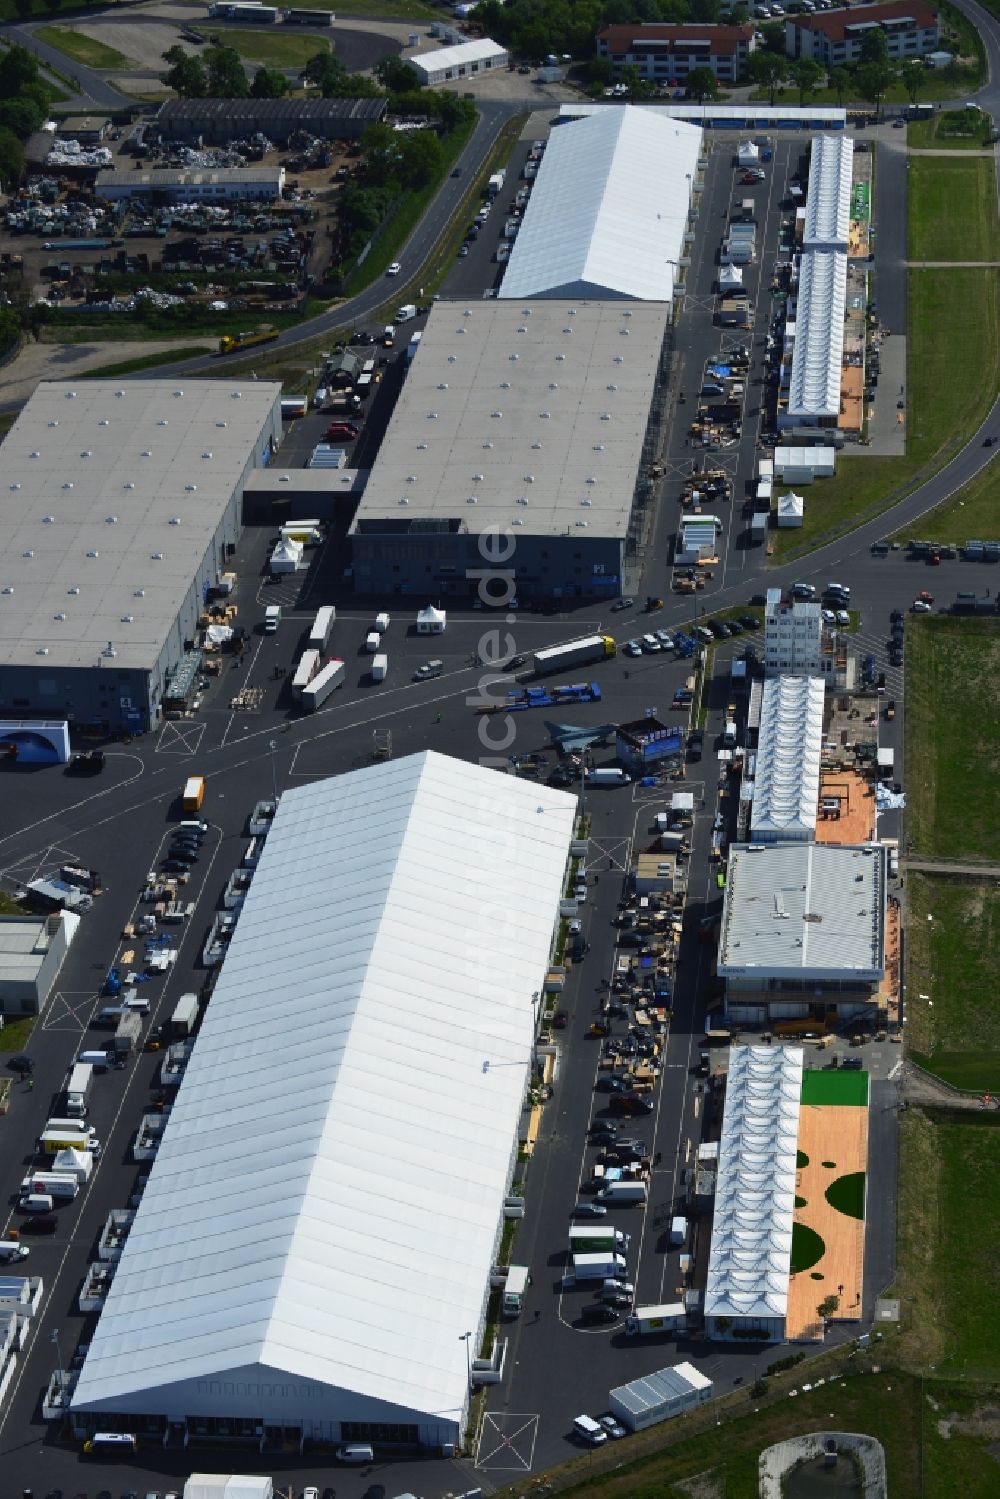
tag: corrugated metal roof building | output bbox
[704,1045,802,1341]
[500,106,702,304]
[750,675,825,842]
[71,751,577,1451]
[155,97,387,145]
[609,1361,714,1430]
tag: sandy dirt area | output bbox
[1,337,214,405]
[55,19,195,72]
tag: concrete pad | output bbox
[0,337,214,406]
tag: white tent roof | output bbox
[499,106,702,303]
[738,141,760,164]
[774,445,836,476]
[704,1046,803,1324]
[777,491,804,519]
[802,135,853,250]
[72,752,577,1425]
[750,675,824,838]
[719,264,743,286]
[786,248,847,420]
[185,1479,271,1499]
[417,604,445,622]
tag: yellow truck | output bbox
[182,775,206,812]
[218,325,279,356]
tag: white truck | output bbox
[65,1061,93,1118]
[171,991,199,1038]
[572,1251,628,1281]
[371,654,388,683]
[625,1303,687,1337]
[568,1225,630,1253]
[308,605,336,651]
[264,604,281,634]
[502,1264,529,1318]
[301,658,345,711]
[291,648,321,701]
[670,1214,688,1246]
[532,634,615,677]
[21,1171,78,1202]
[487,169,505,196]
[395,303,417,324]
[596,1180,648,1206]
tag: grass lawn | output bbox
[905,875,1000,1090]
[215,30,331,67]
[800,1070,869,1106]
[825,1171,866,1218]
[81,346,212,378]
[772,269,1000,560]
[0,1015,37,1052]
[35,27,133,71]
[908,157,1000,262]
[896,1109,1000,1381]
[905,616,1000,861]
[894,455,1000,545]
[0,892,22,916]
[908,112,995,149]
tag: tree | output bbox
[858,27,890,67]
[855,58,892,113]
[790,57,824,105]
[900,59,924,105]
[0,97,46,139]
[359,121,403,187]
[827,65,854,105]
[0,43,42,97]
[0,128,24,192]
[686,65,720,103]
[817,1293,840,1321]
[250,65,288,99]
[759,20,786,53]
[400,128,443,187]
[374,54,420,92]
[0,304,20,354]
[302,50,380,99]
[13,0,32,18]
[747,49,787,105]
[162,45,207,99]
[206,44,248,99]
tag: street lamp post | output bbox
[50,1327,64,1392]
[459,1330,472,1388]
[269,739,278,805]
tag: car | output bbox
[687,729,704,761]
[326,422,359,440]
[590,1121,618,1138]
[610,1092,654,1115]
[641,635,661,652]
[303,1488,319,1499]
[22,1212,57,1233]
[385,262,401,276]
[836,609,851,626]
[654,629,673,647]
[911,598,932,612]
[595,1075,627,1093]
[706,619,727,639]
[553,1010,568,1029]
[624,640,643,656]
[518,64,531,73]
[821,608,836,623]
[693,625,713,643]
[611,596,634,611]
[166,848,198,864]
[451,166,462,177]
[457,244,469,257]
[791,582,816,599]
[161,858,194,873]
[890,644,903,665]
[727,619,744,635]
[8,1052,33,1077]
[580,1303,619,1325]
[574,1201,608,1217]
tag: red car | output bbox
[326,422,359,440]
[553,1010,568,1029]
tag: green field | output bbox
[894,455,999,544]
[772,269,1000,559]
[216,30,331,67]
[825,1171,866,1218]
[906,616,1000,861]
[908,111,995,149]
[896,1109,1000,1381]
[908,156,1000,262]
[906,875,1000,1090]
[35,26,133,71]
[800,1069,869,1106]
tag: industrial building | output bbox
[0,910,80,1017]
[596,21,756,84]
[349,299,672,601]
[408,38,508,86]
[95,167,284,205]
[785,1,940,67]
[717,843,886,1024]
[764,589,823,677]
[70,751,578,1450]
[749,675,825,843]
[154,97,387,146]
[500,107,702,304]
[0,380,282,734]
[704,1045,803,1342]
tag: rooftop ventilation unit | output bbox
[523,474,534,483]
[427,412,438,419]
[437,382,449,389]
[121,615,134,623]
[37,647,49,655]
[103,643,116,658]
[517,326,527,334]
[1,586,11,594]
[562,328,573,335]
[99,419,109,427]
[607,384,618,392]
[65,390,76,399]
[614,356,624,364]
[231,391,242,399]
[593,443,605,451]
[620,328,630,336]
[278,475,290,483]
[216,421,227,428]
[575,520,589,528]
[512,518,523,526]
[581,498,592,506]
[202,451,212,460]
[106,515,118,524]
[467,496,478,504]
[586,476,597,485]
[42,515,54,523]
[174,390,184,398]
[115,390,125,397]
[398,497,410,505]
[68,587,79,595]
[556,353,566,361]
[62,482,73,489]
[151,552,163,560]
[30,451,39,459]
[509,354,519,362]
[483,441,494,449]
[417,442,429,451]
[531,442,541,450]
[86,549,99,558]
[81,450,91,458]
[124,482,135,489]
[48,420,58,428]
[549,382,558,390]
[158,420,169,427]
[142,450,152,457]
[54,612,66,621]
[601,413,612,421]
[500,381,511,390]
[9,483,19,491]
[184,485,197,493]
[407,475,417,483]
[448,355,457,363]
[22,551,33,558]
[540,411,550,419]
[491,411,503,418]
[472,473,483,481]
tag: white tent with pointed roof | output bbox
[416,604,446,634]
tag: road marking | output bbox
[476,1412,540,1473]
[155,720,206,756]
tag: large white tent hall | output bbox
[71,752,577,1452]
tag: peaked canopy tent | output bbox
[71,752,577,1451]
[416,604,446,634]
[750,674,824,842]
[499,106,702,304]
[785,247,847,422]
[704,1045,803,1341]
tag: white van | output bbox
[20,1192,55,1213]
[0,1241,28,1263]
[335,1444,374,1464]
[573,1414,608,1446]
[78,1050,111,1070]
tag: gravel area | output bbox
[0,336,215,405]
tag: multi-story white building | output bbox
[764,588,822,677]
[596,23,756,85]
[785,1,939,69]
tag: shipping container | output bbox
[301,658,345,711]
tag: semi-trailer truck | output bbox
[569,1225,631,1254]
[291,648,321,701]
[21,1171,78,1202]
[572,1252,628,1281]
[65,1061,93,1118]
[532,635,615,677]
[502,1264,529,1317]
[218,325,278,355]
[301,659,345,711]
[625,1303,687,1337]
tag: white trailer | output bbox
[301,658,345,711]
[371,654,388,683]
[532,634,614,677]
[572,1251,628,1281]
[65,1061,93,1117]
[21,1171,78,1201]
[596,1179,648,1205]
[291,648,321,701]
[171,992,199,1038]
[625,1303,687,1337]
[307,606,336,651]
